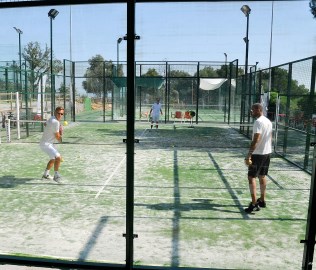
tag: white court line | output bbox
[95,156,126,199]
[94,128,148,199]
[139,129,148,137]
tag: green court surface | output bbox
[0,120,311,269]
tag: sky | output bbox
[0,1,314,71]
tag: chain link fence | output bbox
[1,57,315,173]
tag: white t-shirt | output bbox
[252,115,272,155]
[40,116,60,145]
[151,102,162,116]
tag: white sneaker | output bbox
[53,174,62,183]
[42,174,52,180]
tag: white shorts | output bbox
[151,114,160,122]
[40,143,60,160]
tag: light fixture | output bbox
[240,5,251,16]
[48,9,59,19]
[13,27,23,35]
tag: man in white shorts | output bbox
[150,98,163,129]
[40,106,64,183]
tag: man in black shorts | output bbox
[244,103,272,213]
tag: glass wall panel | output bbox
[133,2,311,269]
[0,1,314,269]
[0,4,127,265]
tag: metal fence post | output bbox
[304,57,316,169]
[125,1,136,269]
[301,141,316,269]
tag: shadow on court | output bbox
[0,175,34,188]
[136,199,240,214]
[207,152,249,217]
[135,148,252,268]
[78,216,108,261]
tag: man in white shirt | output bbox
[150,98,163,129]
[244,103,272,213]
[40,106,64,183]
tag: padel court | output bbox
[0,1,315,269]
[0,120,311,269]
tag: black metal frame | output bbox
[0,0,304,9]
[301,142,316,270]
[0,1,315,270]
[301,55,316,270]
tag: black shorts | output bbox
[248,154,271,177]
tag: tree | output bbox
[168,70,193,105]
[216,65,228,78]
[261,67,310,119]
[260,67,309,96]
[141,68,160,77]
[194,64,241,78]
[137,68,164,103]
[199,66,217,78]
[22,41,63,94]
[82,54,115,97]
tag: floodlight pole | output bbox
[48,9,59,115]
[242,5,250,85]
[241,5,251,127]
[13,27,23,92]
[224,52,227,77]
[117,37,123,76]
[268,1,274,100]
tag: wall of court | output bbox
[1,57,315,173]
